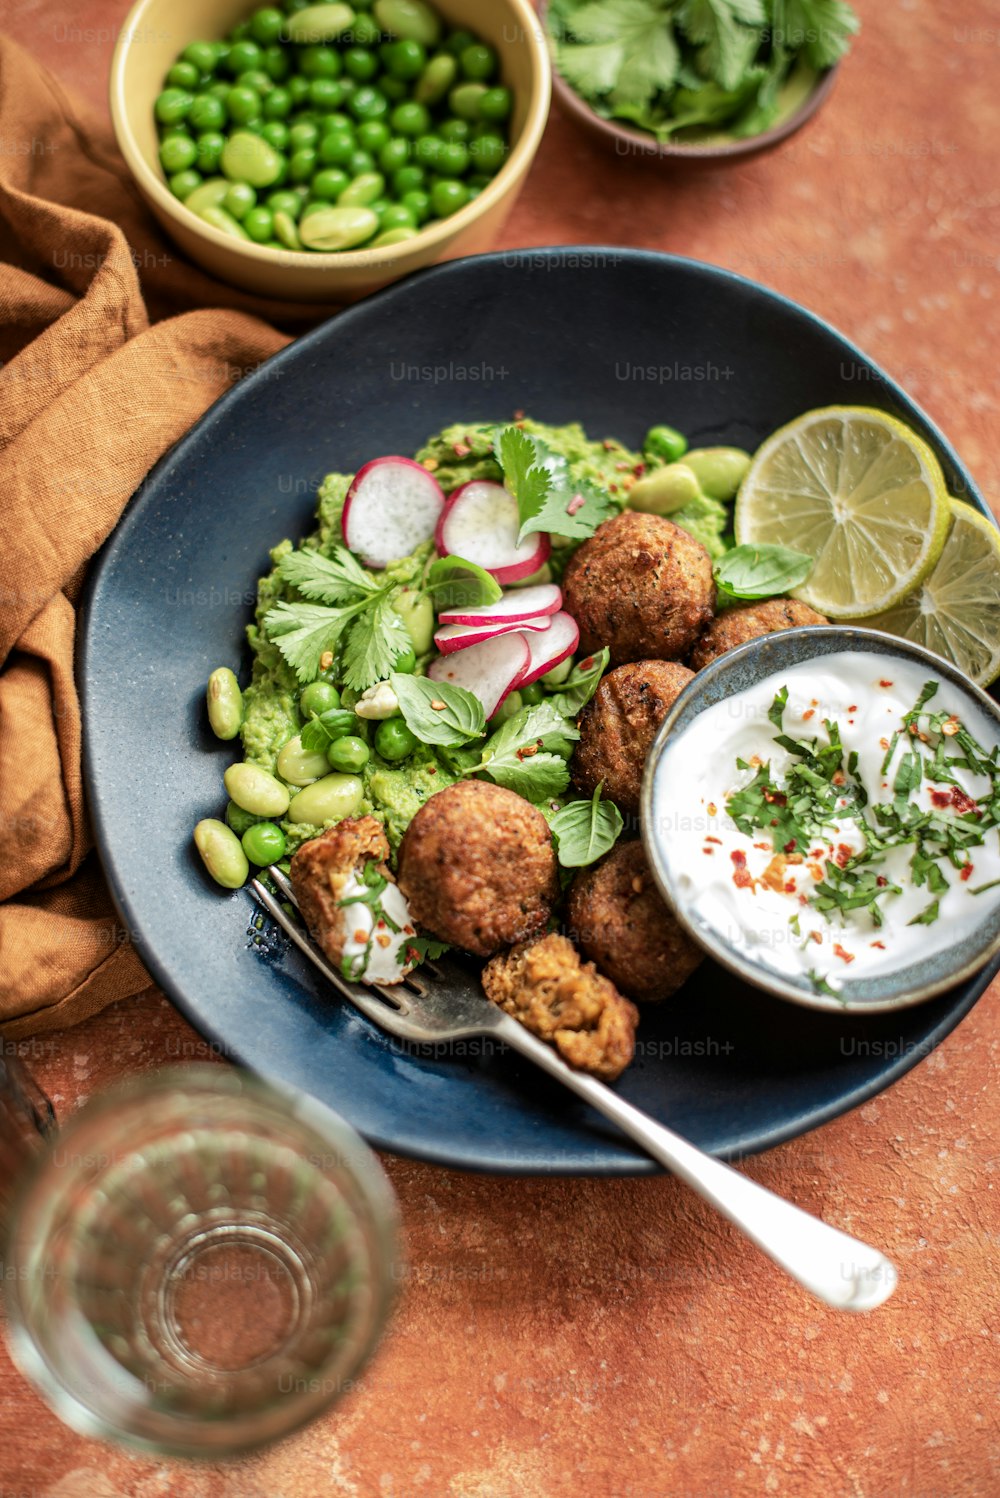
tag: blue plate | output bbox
[79,249,1000,1174]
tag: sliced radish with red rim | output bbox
[518,612,580,686]
[434,614,552,654]
[342,456,444,570]
[427,631,529,719]
[435,481,550,585]
[438,582,562,627]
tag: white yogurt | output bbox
[649,652,1000,991]
[340,873,417,984]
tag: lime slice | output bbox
[734,406,951,617]
[862,499,1000,687]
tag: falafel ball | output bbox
[397,780,559,957]
[690,597,827,671]
[571,659,694,816]
[566,841,703,1003]
[482,933,638,1081]
[561,511,714,666]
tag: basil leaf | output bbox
[390,673,486,747]
[714,544,813,601]
[550,647,610,717]
[300,708,357,753]
[424,554,503,611]
[549,784,624,868]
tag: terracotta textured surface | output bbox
[2,0,1000,1494]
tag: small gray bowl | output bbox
[641,626,1000,1014]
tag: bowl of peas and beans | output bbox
[110,0,550,300]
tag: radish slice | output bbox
[438,583,562,627]
[342,457,444,570]
[428,631,529,718]
[434,614,552,655]
[518,612,580,687]
[435,481,551,585]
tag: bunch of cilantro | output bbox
[547,0,859,141]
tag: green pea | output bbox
[289,147,319,182]
[298,204,378,248]
[350,86,389,122]
[347,147,377,175]
[380,76,408,101]
[169,168,202,199]
[159,134,197,173]
[627,463,702,516]
[310,77,344,110]
[371,226,419,245]
[414,52,456,105]
[392,642,417,672]
[383,37,426,79]
[374,718,417,761]
[277,734,331,785]
[338,170,384,206]
[430,178,468,217]
[683,447,752,501]
[300,680,341,715]
[243,204,275,241]
[390,100,430,136]
[273,209,303,249]
[519,682,545,707]
[236,68,274,97]
[309,166,347,200]
[373,0,441,48]
[226,85,262,124]
[327,734,370,772]
[344,45,379,81]
[206,667,244,740]
[261,120,290,150]
[167,60,201,90]
[184,176,232,213]
[488,690,522,726]
[288,75,311,104]
[288,773,365,824]
[413,133,443,168]
[182,41,220,75]
[267,188,303,217]
[437,140,469,176]
[479,86,512,122]
[285,4,357,44]
[228,38,263,74]
[643,424,688,464]
[289,119,320,150]
[541,656,574,688]
[262,44,291,81]
[195,131,226,173]
[449,82,487,120]
[242,821,287,867]
[155,87,193,125]
[469,132,506,173]
[356,119,391,152]
[393,163,424,193]
[225,762,291,817]
[224,181,257,219]
[230,21,254,46]
[438,117,469,142]
[319,128,355,166]
[221,130,283,186]
[400,187,430,223]
[206,80,232,103]
[189,93,227,133]
[194,819,249,889]
[225,800,261,836]
[377,136,410,174]
[250,6,285,45]
[378,201,416,230]
[351,12,382,44]
[445,29,476,56]
[260,87,291,122]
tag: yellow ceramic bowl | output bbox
[110,0,550,301]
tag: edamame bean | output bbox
[194,819,249,889]
[285,4,356,44]
[198,204,251,239]
[371,226,419,245]
[221,130,283,187]
[288,773,364,824]
[541,656,573,687]
[185,177,232,214]
[374,718,417,761]
[276,735,331,785]
[224,762,291,817]
[373,0,441,47]
[643,424,688,463]
[683,447,752,501]
[338,170,384,205]
[627,463,702,516]
[298,204,378,248]
[206,667,243,739]
[273,209,303,249]
[242,821,287,866]
[414,53,456,105]
[392,589,434,653]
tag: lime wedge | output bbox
[734,406,951,617]
[862,499,1000,687]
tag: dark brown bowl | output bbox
[542,3,839,165]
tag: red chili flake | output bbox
[961,863,974,881]
[930,786,980,815]
[705,836,722,845]
[579,656,595,671]
[871,940,886,950]
[730,850,753,889]
[763,789,788,806]
[703,847,715,856]
[832,770,846,786]
[566,493,585,516]
[615,460,631,472]
[754,840,771,850]
[847,705,857,712]
[876,875,888,887]
[453,442,471,458]
[403,925,414,937]
[942,715,961,737]
[879,737,890,751]
[799,893,808,905]
[376,919,385,929]
[784,880,797,893]
[633,462,647,477]
[602,438,615,450]
[810,930,823,944]
[835,843,853,868]
[908,723,919,735]
[784,839,798,853]
[833,943,855,964]
[879,679,893,688]
[802,708,815,721]
[609,483,619,493]
[707,801,718,816]
[428,766,437,775]
[810,698,818,707]
[513,408,525,421]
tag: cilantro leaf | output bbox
[550,784,624,867]
[277,545,378,603]
[550,647,610,717]
[263,598,367,684]
[390,673,486,747]
[341,594,413,692]
[398,934,451,966]
[495,426,552,539]
[478,700,580,799]
[781,0,860,69]
[565,0,680,107]
[677,0,765,91]
[495,426,615,544]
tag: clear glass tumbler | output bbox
[3,1065,399,1458]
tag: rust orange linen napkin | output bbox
[0,35,324,1036]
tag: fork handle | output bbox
[495,1015,897,1312]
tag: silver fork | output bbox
[252,870,897,1312]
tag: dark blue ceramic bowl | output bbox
[79,249,1000,1174]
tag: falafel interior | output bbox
[482,933,639,1082]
